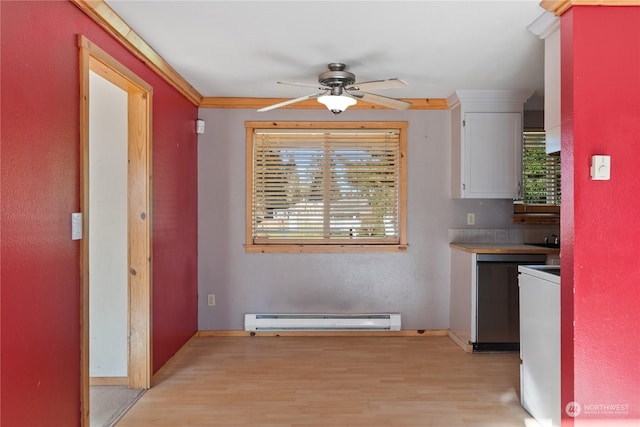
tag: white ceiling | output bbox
[105,0,547,103]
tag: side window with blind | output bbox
[514,130,561,217]
[245,121,408,253]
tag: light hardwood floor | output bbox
[116,336,539,427]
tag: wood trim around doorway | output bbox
[78,34,153,426]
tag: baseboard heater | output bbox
[244,313,401,332]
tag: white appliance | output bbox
[518,265,561,427]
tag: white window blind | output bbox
[520,131,561,205]
[250,128,402,245]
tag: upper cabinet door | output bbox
[463,112,522,199]
[448,90,531,199]
[527,12,561,154]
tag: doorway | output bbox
[79,35,153,426]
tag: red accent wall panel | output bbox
[561,6,640,425]
[150,87,199,372]
[0,2,198,426]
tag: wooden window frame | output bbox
[245,121,408,253]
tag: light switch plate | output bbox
[590,155,611,180]
[71,213,82,240]
[196,119,205,134]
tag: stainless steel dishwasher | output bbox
[474,253,548,352]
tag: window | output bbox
[245,121,407,253]
[514,130,561,219]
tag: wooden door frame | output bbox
[79,35,153,426]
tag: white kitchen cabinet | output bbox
[448,90,533,199]
[528,12,561,153]
[461,112,522,198]
[544,28,561,153]
[449,248,475,352]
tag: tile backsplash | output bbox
[449,226,560,244]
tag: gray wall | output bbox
[197,108,518,330]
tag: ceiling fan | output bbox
[257,63,412,114]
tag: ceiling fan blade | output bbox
[354,91,412,110]
[257,93,323,112]
[347,78,408,91]
[277,81,330,91]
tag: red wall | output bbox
[0,1,198,426]
[561,6,640,425]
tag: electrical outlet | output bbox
[207,294,216,306]
[467,213,476,226]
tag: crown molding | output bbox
[71,0,203,105]
[528,11,560,39]
[446,90,534,109]
[541,0,640,16]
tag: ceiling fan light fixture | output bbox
[317,95,357,114]
[258,63,410,113]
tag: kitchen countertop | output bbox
[519,265,561,283]
[449,243,560,255]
